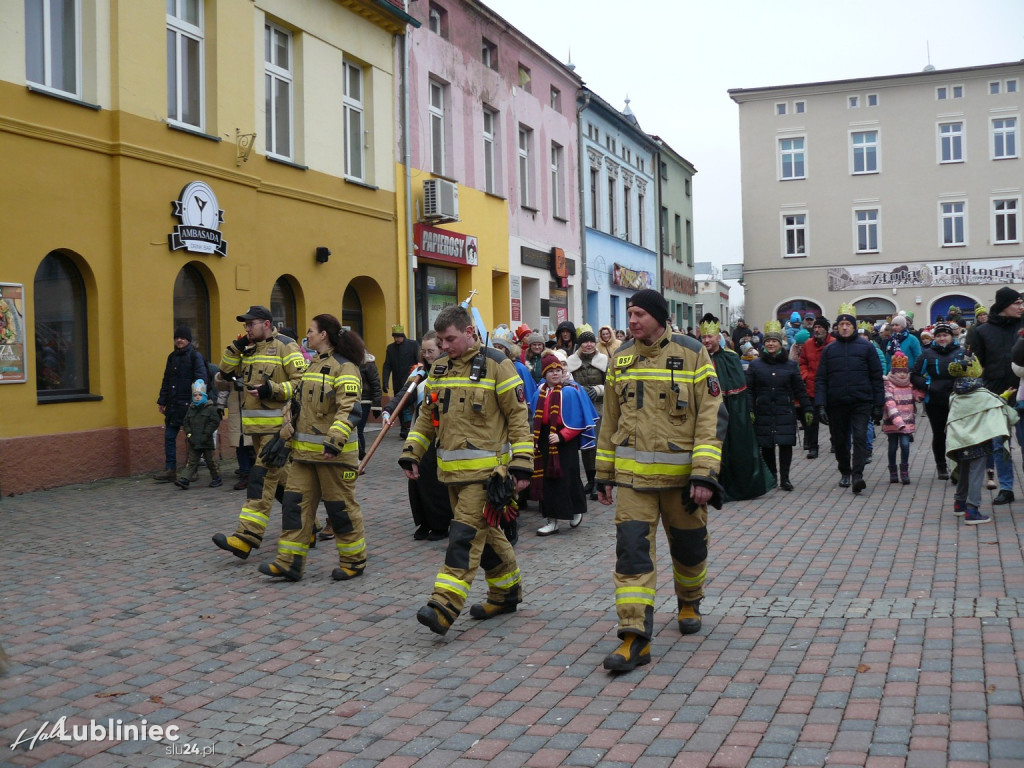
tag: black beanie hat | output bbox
[991,286,1022,316]
[627,289,670,325]
[174,325,192,342]
[812,316,830,330]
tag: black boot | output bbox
[779,475,793,491]
[900,463,910,485]
[839,473,851,488]
[852,473,866,493]
[889,465,899,483]
[936,463,949,480]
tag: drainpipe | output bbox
[576,88,591,324]
[403,2,417,338]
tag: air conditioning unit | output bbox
[423,178,459,221]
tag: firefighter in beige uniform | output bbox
[597,289,725,672]
[400,305,534,636]
[213,305,306,559]
[258,314,366,582]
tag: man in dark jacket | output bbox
[381,324,420,438]
[814,305,884,494]
[971,287,1024,504]
[155,326,210,481]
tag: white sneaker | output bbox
[537,519,559,536]
[987,469,997,490]
[570,513,583,528]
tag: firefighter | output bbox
[212,306,306,559]
[596,289,725,672]
[258,314,366,582]
[400,304,534,636]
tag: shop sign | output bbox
[828,257,1024,291]
[415,224,478,266]
[168,181,228,257]
[662,270,696,295]
[613,263,654,291]
[0,283,27,384]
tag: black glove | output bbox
[322,443,340,458]
[584,385,597,400]
[258,434,290,468]
[398,457,417,472]
[871,405,883,425]
[254,381,272,400]
[217,408,225,420]
[816,406,829,426]
[483,472,519,528]
[231,335,249,354]
[371,406,382,418]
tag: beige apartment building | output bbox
[730,60,1024,329]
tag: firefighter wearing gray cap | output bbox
[213,305,307,560]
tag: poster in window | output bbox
[0,283,27,383]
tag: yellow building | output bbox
[0,0,416,495]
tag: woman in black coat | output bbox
[910,321,959,480]
[746,325,812,491]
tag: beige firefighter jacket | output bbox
[286,351,361,465]
[219,328,306,436]
[401,342,533,485]
[597,325,725,491]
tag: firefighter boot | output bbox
[469,602,517,620]
[602,633,651,672]
[212,533,254,560]
[677,599,702,635]
[416,602,455,635]
[258,557,304,582]
[331,566,364,581]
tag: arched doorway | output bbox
[173,264,210,358]
[853,296,896,326]
[271,276,298,334]
[342,285,364,338]
[930,293,979,324]
[34,251,89,395]
[775,298,823,325]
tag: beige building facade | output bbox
[730,61,1024,328]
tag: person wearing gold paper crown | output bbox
[597,291,725,672]
[700,313,775,500]
[814,302,884,494]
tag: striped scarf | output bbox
[531,384,563,497]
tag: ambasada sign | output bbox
[414,223,478,267]
[168,181,228,257]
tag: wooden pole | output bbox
[357,369,425,475]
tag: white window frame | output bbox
[25,0,81,98]
[482,107,497,195]
[782,212,808,258]
[550,86,561,112]
[990,81,1001,95]
[1007,79,1018,94]
[481,38,496,69]
[550,142,564,219]
[518,125,533,208]
[851,129,879,174]
[166,0,205,130]
[936,86,948,100]
[854,208,880,254]
[940,200,967,247]
[952,84,964,98]
[779,136,806,180]
[588,166,599,229]
[776,102,787,116]
[622,179,631,242]
[795,101,805,114]
[343,60,365,181]
[428,78,446,176]
[867,93,878,107]
[992,116,1019,160]
[638,192,645,248]
[848,95,859,109]
[993,197,1021,245]
[264,22,293,161]
[938,121,964,164]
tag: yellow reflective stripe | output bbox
[331,421,354,438]
[693,363,716,382]
[407,431,430,449]
[435,573,470,598]
[280,381,293,399]
[249,354,285,365]
[596,449,616,459]
[486,568,521,589]
[511,441,534,454]
[334,374,361,386]
[282,351,305,366]
[221,352,240,366]
[438,455,509,471]
[615,586,656,606]
[240,507,269,525]
[674,566,707,588]
[434,377,497,390]
[614,457,693,477]
[278,540,309,556]
[495,377,520,395]
[692,444,722,461]
[336,538,366,555]
[242,417,284,430]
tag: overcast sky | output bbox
[486,0,1024,305]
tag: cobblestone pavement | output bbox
[2,422,1024,767]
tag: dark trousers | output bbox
[827,402,871,476]
[162,402,188,468]
[804,415,819,450]
[760,445,793,481]
[924,400,949,469]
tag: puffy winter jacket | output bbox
[746,349,810,448]
[910,342,959,407]
[814,333,884,408]
[798,334,833,399]
[973,313,1023,396]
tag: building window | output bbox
[952,84,964,98]
[795,101,805,114]
[429,79,446,175]
[994,199,1020,244]
[517,63,531,92]
[686,219,693,266]
[589,167,599,228]
[851,130,878,174]
[428,3,447,37]
[993,117,1018,159]
[173,264,210,361]
[34,251,88,396]
[848,95,859,108]
[783,213,807,257]
[550,86,561,112]
[482,107,497,195]
[518,125,533,207]
[991,81,1001,95]
[622,181,631,242]
[264,22,292,160]
[607,175,615,235]
[271,277,297,332]
[25,0,81,97]
[166,0,204,130]
[776,102,787,116]
[481,38,497,69]
[685,177,691,196]
[674,214,682,262]
[550,142,564,218]
[343,60,365,180]
[937,86,947,100]
[941,201,966,246]
[867,93,878,106]
[638,193,645,247]
[855,209,879,253]
[939,121,963,163]
[1008,79,1018,94]
[779,137,805,179]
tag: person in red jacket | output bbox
[798,316,833,459]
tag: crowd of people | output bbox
[151,285,1024,672]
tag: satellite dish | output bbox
[923,64,935,72]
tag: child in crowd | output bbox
[175,379,222,489]
[882,352,922,484]
[945,354,1019,525]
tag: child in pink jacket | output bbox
[883,352,923,484]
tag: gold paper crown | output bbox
[948,354,982,379]
[837,302,857,318]
[857,321,873,333]
[576,323,594,336]
[763,320,783,335]
[698,316,720,336]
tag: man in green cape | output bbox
[700,314,776,501]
